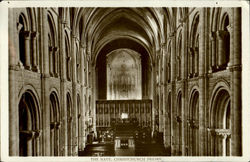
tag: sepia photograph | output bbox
[1,0,249,161]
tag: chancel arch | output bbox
[106,48,142,100]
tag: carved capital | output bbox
[226,24,233,33]
[49,46,53,52]
[53,46,58,52]
[216,30,229,40]
[31,31,37,38]
[34,130,41,138]
[209,31,216,41]
[215,130,231,139]
[22,30,31,38]
[176,115,182,123]
[229,65,242,72]
[17,22,24,31]
[188,47,194,55]
[20,130,35,140]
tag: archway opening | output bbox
[49,92,60,156]
[19,91,39,156]
[96,38,152,100]
[211,88,231,156]
[188,90,199,156]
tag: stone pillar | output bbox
[23,31,31,70]
[194,47,199,76]
[227,25,233,67]
[181,18,188,156]
[198,8,206,156]
[54,47,59,77]
[71,36,78,156]
[9,8,18,68]
[161,43,167,147]
[31,31,39,71]
[188,47,194,78]
[41,8,50,156]
[230,8,242,156]
[49,46,53,76]
[9,9,19,156]
[170,31,176,155]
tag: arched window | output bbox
[18,15,26,65]
[216,14,230,70]
[65,32,72,81]
[48,13,58,77]
[189,14,199,78]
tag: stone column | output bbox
[31,31,39,71]
[9,9,19,156]
[170,31,176,155]
[58,13,67,155]
[23,31,31,70]
[181,18,188,156]
[230,8,242,156]
[194,47,199,76]
[227,25,233,67]
[161,43,167,147]
[49,46,53,76]
[41,8,50,156]
[198,8,206,156]
[54,47,59,77]
[71,36,78,156]
[188,47,194,78]
[9,8,18,68]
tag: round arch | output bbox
[18,90,40,156]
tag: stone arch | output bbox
[209,85,231,156]
[187,89,199,156]
[189,12,199,78]
[49,91,60,156]
[18,13,30,67]
[18,90,41,156]
[48,11,58,77]
[217,12,230,70]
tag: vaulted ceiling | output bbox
[71,8,174,65]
